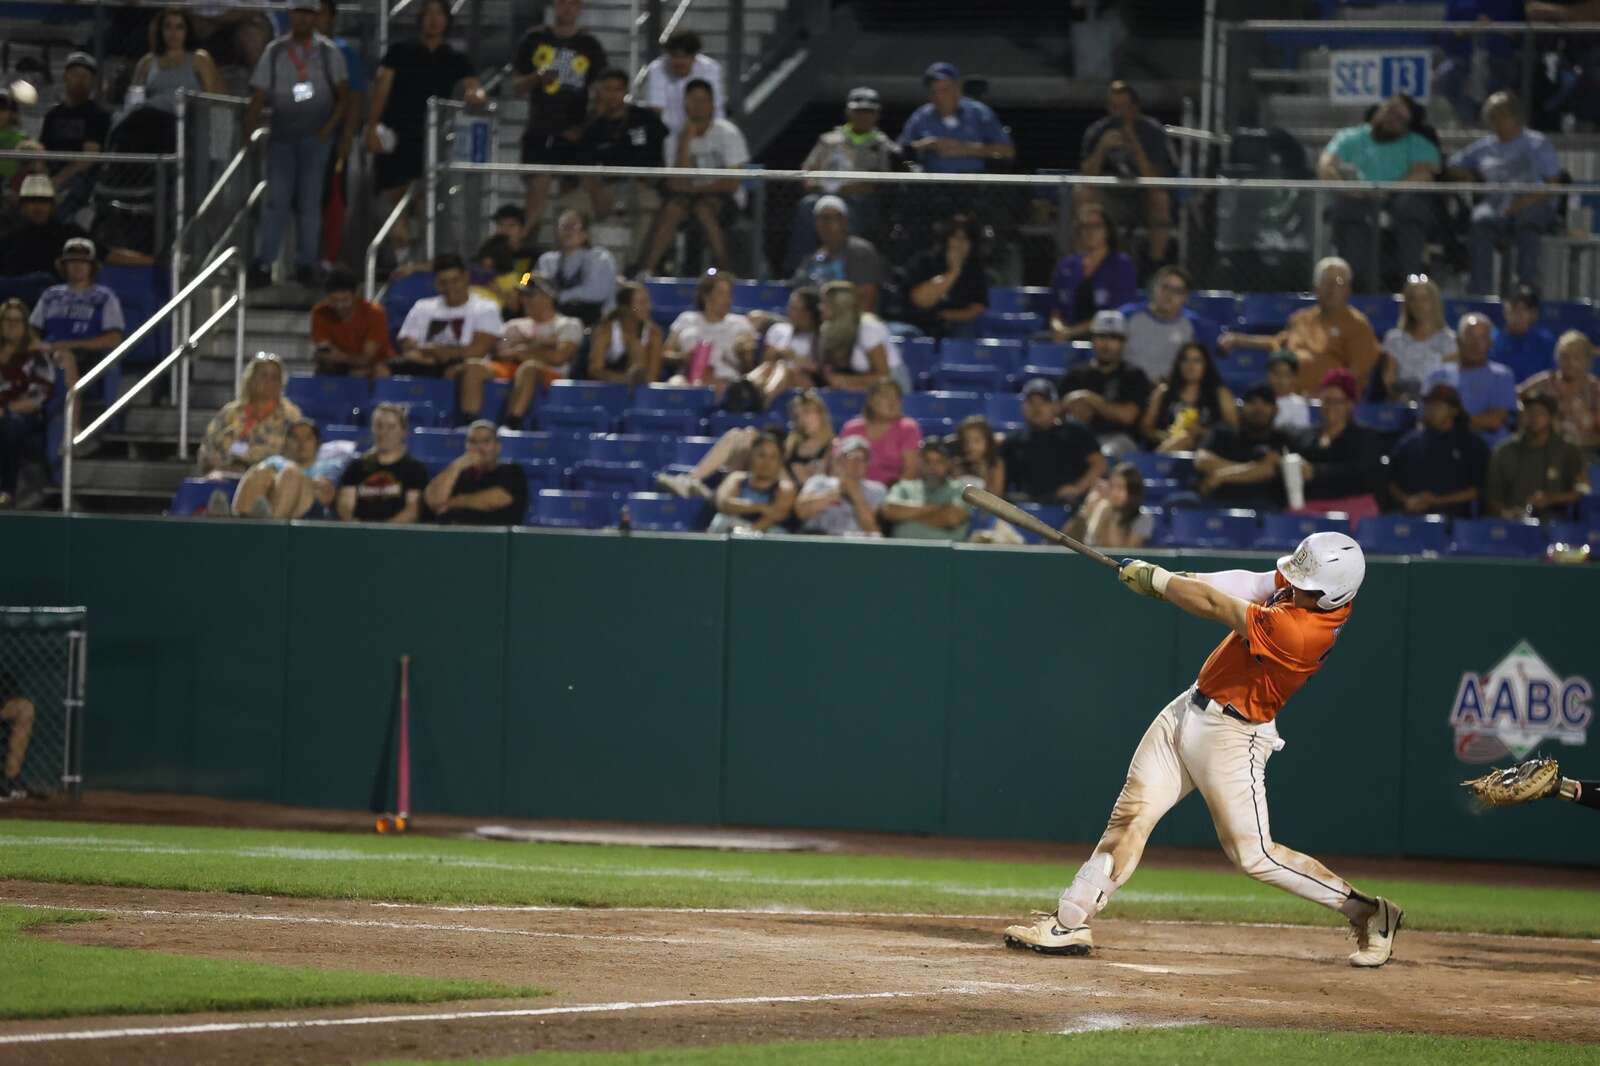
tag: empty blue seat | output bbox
[498,430,586,471]
[665,435,718,472]
[1014,502,1068,544]
[286,374,369,426]
[320,423,367,447]
[1548,521,1600,551]
[374,376,456,428]
[1350,294,1401,336]
[1356,514,1448,555]
[1237,293,1314,333]
[624,408,702,436]
[625,492,711,532]
[930,364,1007,392]
[820,388,867,428]
[1538,300,1600,344]
[530,489,619,529]
[572,433,665,492]
[1254,511,1352,550]
[631,384,716,415]
[903,390,983,422]
[169,477,226,516]
[1450,517,1546,558]
[976,311,1044,338]
[477,380,511,425]
[1216,348,1270,393]
[1122,451,1195,484]
[1141,478,1184,505]
[984,392,1024,433]
[1167,508,1258,549]
[410,427,466,462]
[512,458,564,494]
[1189,291,1239,326]
[1022,341,1073,373]
[541,381,629,433]
[901,336,939,384]
[644,278,696,307]
[379,272,436,345]
[987,286,1051,314]
[941,337,1024,369]
[1355,402,1416,435]
[706,411,780,436]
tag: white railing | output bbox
[365,186,416,301]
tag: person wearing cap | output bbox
[575,66,668,220]
[393,252,503,382]
[38,52,110,223]
[1486,390,1590,521]
[1387,381,1489,518]
[642,30,724,135]
[29,238,125,417]
[1079,80,1179,265]
[1001,378,1105,504]
[789,195,884,313]
[1424,312,1519,447]
[483,272,585,428]
[511,0,608,231]
[1520,330,1600,457]
[1489,284,1558,384]
[0,175,88,278]
[535,209,617,325]
[637,78,749,275]
[795,434,887,537]
[896,62,1013,175]
[245,0,349,288]
[790,86,897,269]
[1220,257,1381,396]
[1058,308,1152,454]
[1296,368,1386,521]
[1194,383,1293,509]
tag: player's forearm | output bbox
[1193,569,1278,604]
[1163,574,1250,633]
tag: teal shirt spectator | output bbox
[1326,124,1440,182]
[1490,325,1558,383]
[896,97,1011,175]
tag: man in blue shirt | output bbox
[1445,92,1562,295]
[1488,285,1558,382]
[896,62,1013,175]
[1425,313,1519,447]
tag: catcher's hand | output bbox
[1461,757,1561,808]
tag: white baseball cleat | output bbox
[1003,912,1094,956]
[1348,896,1404,968]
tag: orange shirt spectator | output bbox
[1277,302,1380,395]
[311,268,393,378]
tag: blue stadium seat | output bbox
[1168,508,1258,549]
[941,337,1024,369]
[1355,514,1448,555]
[1021,341,1073,374]
[169,477,226,516]
[529,489,619,529]
[320,423,366,447]
[664,435,718,472]
[1538,300,1600,345]
[1014,502,1068,544]
[1238,293,1314,333]
[379,271,437,345]
[477,380,511,425]
[976,311,1044,338]
[706,411,780,436]
[1189,291,1239,326]
[373,376,455,428]
[571,433,665,492]
[930,364,1007,392]
[1582,493,1600,525]
[1140,505,1170,546]
[1254,511,1352,550]
[1445,296,1504,330]
[1450,517,1547,558]
[1350,294,1401,337]
[984,392,1024,433]
[623,408,702,436]
[1548,520,1600,551]
[498,430,586,473]
[902,336,939,384]
[902,390,983,422]
[540,381,629,433]
[1141,478,1183,505]
[512,458,564,494]
[1216,348,1269,392]
[820,388,867,428]
[286,374,370,426]
[644,278,696,308]
[410,427,465,462]
[1123,451,1195,484]
[1355,402,1416,436]
[987,286,1051,314]
[631,384,716,415]
[626,492,711,532]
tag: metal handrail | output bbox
[659,0,696,45]
[199,180,268,274]
[174,127,268,253]
[366,185,416,302]
[0,148,177,164]
[62,247,247,513]
[1237,18,1600,33]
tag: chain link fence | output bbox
[0,607,86,801]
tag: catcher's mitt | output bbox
[1461,757,1561,807]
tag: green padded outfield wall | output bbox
[0,513,1594,866]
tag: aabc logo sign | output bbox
[1450,641,1592,764]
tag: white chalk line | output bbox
[1057,1012,1208,1035]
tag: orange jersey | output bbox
[1194,573,1351,723]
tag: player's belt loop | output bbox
[1191,687,1251,724]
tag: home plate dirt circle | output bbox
[1,880,1597,1066]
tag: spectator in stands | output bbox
[663,270,755,394]
[30,239,125,422]
[1434,1,1524,126]
[512,0,607,232]
[1117,265,1219,382]
[791,87,896,268]
[1298,369,1386,521]
[1267,350,1313,441]
[484,273,585,427]
[790,196,884,313]
[1426,313,1519,446]
[0,176,90,278]
[636,79,749,276]
[1387,381,1488,518]
[1521,330,1600,456]
[365,0,484,266]
[189,6,273,75]
[230,417,337,519]
[534,209,616,326]
[1220,257,1381,395]
[816,280,901,391]
[1487,392,1589,520]
[1317,95,1441,288]
[642,31,724,134]
[1379,274,1457,400]
[336,403,427,523]
[318,1,367,257]
[424,420,528,525]
[1065,462,1152,549]
[897,62,1014,174]
[1491,285,1558,383]
[0,91,39,188]
[1049,203,1137,343]
[1140,341,1237,454]
[658,388,834,500]
[393,252,503,380]
[1002,378,1105,504]
[746,286,821,402]
[839,378,921,486]
[0,678,34,800]
[708,430,796,534]
[39,52,110,223]
[311,267,391,378]
[953,414,1005,496]
[128,8,225,114]
[245,0,349,289]
[882,437,971,541]
[491,204,538,268]
[904,214,988,340]
[576,67,668,220]
[589,281,663,385]
[197,353,304,476]
[1059,309,1151,455]
[795,435,885,536]
[0,298,53,509]
[1444,92,1561,295]
[1193,383,1291,510]
[1078,80,1177,265]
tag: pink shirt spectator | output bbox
[839,415,922,485]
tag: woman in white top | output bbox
[129,7,225,114]
[1380,274,1456,400]
[665,270,755,395]
[815,280,903,392]
[588,281,663,385]
[746,286,821,405]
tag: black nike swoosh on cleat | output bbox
[1378,905,1391,938]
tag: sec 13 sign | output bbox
[1328,50,1431,105]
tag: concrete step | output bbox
[192,352,315,384]
[120,406,221,439]
[65,458,190,497]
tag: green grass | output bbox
[375,1029,1600,1066]
[0,820,1595,938]
[0,905,545,1019]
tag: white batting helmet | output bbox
[1277,531,1365,610]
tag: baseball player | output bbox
[1004,532,1404,967]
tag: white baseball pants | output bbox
[1056,687,1368,928]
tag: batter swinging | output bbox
[1004,532,1404,968]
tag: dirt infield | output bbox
[2,880,1597,1066]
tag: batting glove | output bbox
[1118,558,1171,600]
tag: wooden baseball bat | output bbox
[961,486,1122,571]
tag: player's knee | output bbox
[1223,835,1273,879]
